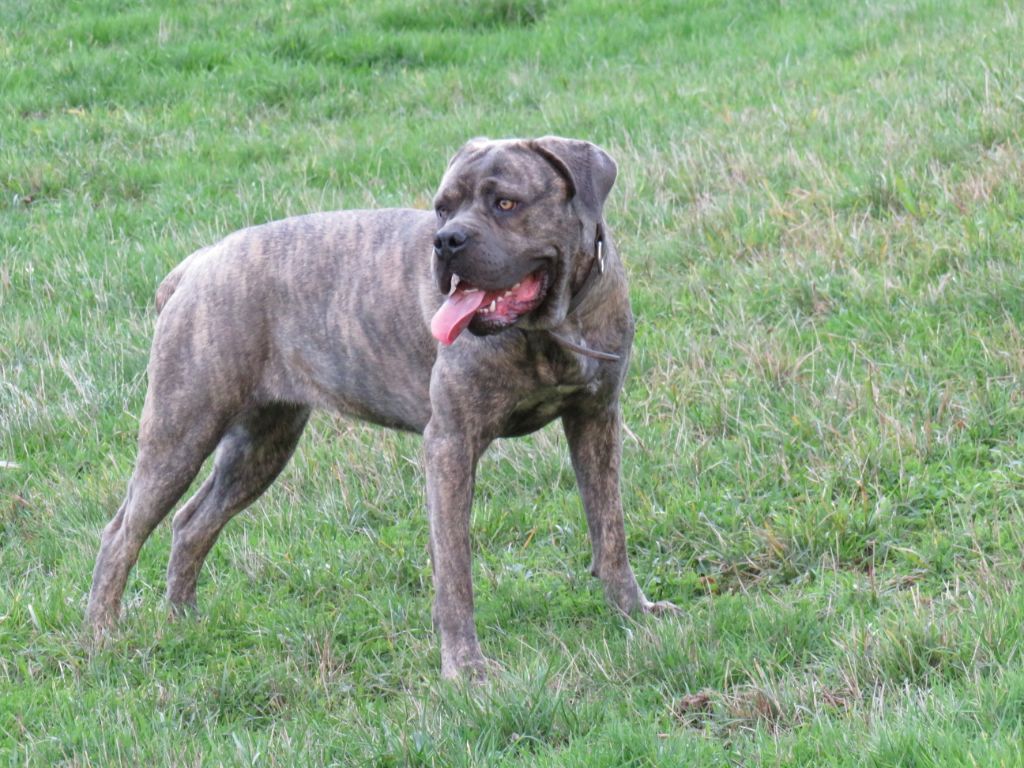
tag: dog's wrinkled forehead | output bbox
[435,139,566,206]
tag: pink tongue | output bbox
[431,289,488,345]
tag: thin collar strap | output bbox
[548,330,621,362]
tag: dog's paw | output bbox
[642,599,680,617]
[441,651,502,683]
[166,598,200,622]
[84,604,121,646]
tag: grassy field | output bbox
[2,0,1023,764]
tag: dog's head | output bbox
[430,136,617,345]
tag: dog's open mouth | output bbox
[431,269,548,345]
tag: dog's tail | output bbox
[154,246,211,314]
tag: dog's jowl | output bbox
[87,136,676,679]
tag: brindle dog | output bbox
[87,136,676,679]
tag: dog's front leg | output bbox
[423,419,490,679]
[563,405,678,616]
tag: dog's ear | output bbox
[530,136,617,239]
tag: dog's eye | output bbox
[435,206,449,221]
[496,199,518,212]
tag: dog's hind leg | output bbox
[87,403,224,632]
[165,402,310,613]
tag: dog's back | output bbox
[155,246,213,314]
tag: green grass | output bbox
[2,0,1023,764]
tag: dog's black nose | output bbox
[433,227,469,257]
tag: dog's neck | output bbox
[548,223,622,363]
[566,223,606,316]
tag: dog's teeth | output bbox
[448,274,461,296]
[489,300,496,312]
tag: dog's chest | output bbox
[501,383,590,437]
[496,337,615,436]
